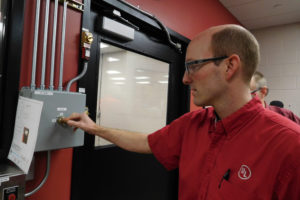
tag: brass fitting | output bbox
[56,116,67,126]
[82,31,93,45]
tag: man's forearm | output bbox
[93,125,152,154]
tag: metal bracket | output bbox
[59,0,84,12]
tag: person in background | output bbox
[270,100,284,108]
[250,71,300,124]
[65,25,300,200]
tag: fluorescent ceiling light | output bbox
[136,81,150,84]
[114,82,125,85]
[158,81,168,84]
[100,43,109,48]
[163,75,169,78]
[111,77,126,81]
[107,57,120,62]
[106,70,121,74]
[135,76,149,80]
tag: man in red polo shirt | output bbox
[65,25,300,200]
[250,71,300,125]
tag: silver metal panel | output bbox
[20,88,85,152]
[102,17,134,41]
[0,164,25,200]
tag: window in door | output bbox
[95,42,169,146]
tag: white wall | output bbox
[252,23,300,115]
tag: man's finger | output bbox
[64,112,81,121]
[67,120,80,127]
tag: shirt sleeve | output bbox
[268,106,300,125]
[287,111,300,125]
[273,142,300,200]
[148,114,189,171]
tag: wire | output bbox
[25,151,51,197]
[66,61,88,91]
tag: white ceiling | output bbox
[219,0,300,30]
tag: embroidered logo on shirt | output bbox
[238,165,251,180]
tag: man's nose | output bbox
[182,70,192,85]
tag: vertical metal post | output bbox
[40,0,50,90]
[58,0,67,91]
[31,0,41,90]
[49,0,58,90]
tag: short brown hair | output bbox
[252,71,267,88]
[210,26,260,83]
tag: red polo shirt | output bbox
[266,104,300,125]
[148,97,300,200]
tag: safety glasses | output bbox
[185,56,228,74]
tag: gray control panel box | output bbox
[20,88,85,152]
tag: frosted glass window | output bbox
[95,43,169,146]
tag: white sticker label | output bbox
[0,177,9,184]
[34,90,53,96]
[57,107,67,111]
[78,88,85,93]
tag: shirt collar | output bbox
[264,101,269,109]
[213,97,264,139]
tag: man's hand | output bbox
[64,112,151,154]
[64,112,98,134]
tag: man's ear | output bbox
[224,54,240,81]
[260,86,268,97]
